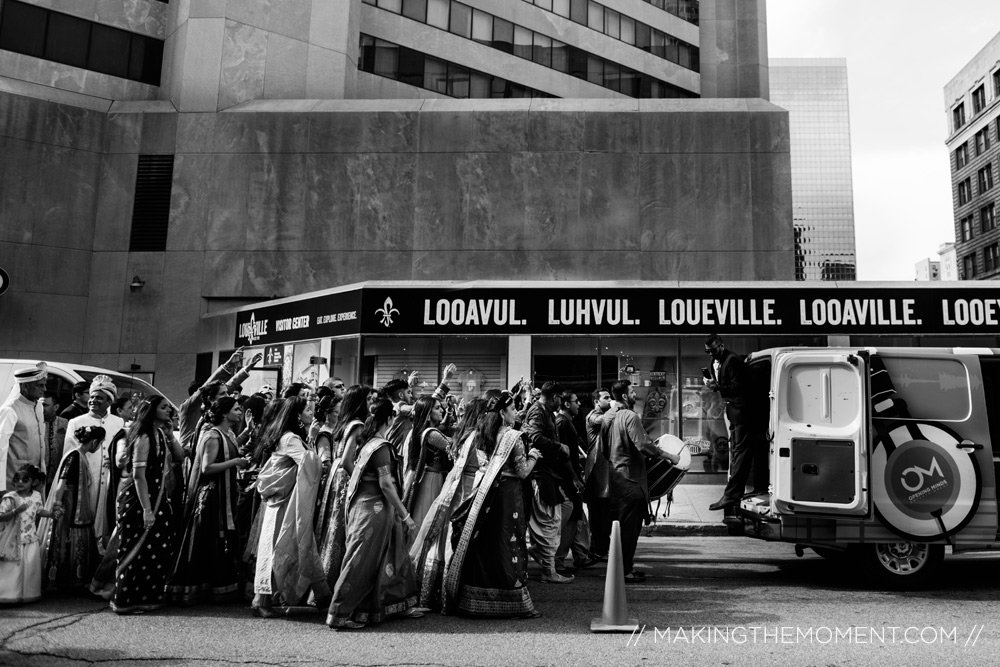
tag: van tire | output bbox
[854,542,944,590]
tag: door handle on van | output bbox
[957,440,983,452]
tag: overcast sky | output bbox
[766,0,1000,281]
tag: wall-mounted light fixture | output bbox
[129,275,146,293]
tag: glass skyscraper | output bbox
[770,58,857,281]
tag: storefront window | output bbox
[362,337,508,399]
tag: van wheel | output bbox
[856,542,944,589]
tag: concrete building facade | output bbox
[0,0,793,402]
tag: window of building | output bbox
[402,0,427,21]
[492,18,513,54]
[426,0,449,29]
[956,142,969,169]
[449,2,471,38]
[961,215,974,242]
[471,9,491,44]
[986,244,1000,273]
[959,178,972,205]
[973,85,986,114]
[995,70,1000,97]
[982,203,996,233]
[570,0,588,24]
[963,254,977,280]
[588,1,603,31]
[954,103,966,132]
[0,0,163,85]
[533,32,551,67]
[976,127,991,155]
[979,164,994,193]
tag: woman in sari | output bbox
[314,385,371,591]
[251,396,328,617]
[408,397,487,609]
[111,396,185,614]
[443,391,542,618]
[166,396,250,604]
[312,393,343,485]
[401,397,452,531]
[327,397,422,629]
[41,425,105,591]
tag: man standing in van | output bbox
[704,334,766,511]
[0,362,48,494]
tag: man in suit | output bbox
[704,333,767,511]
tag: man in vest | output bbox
[0,362,48,494]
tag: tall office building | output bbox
[944,29,1000,281]
[0,0,794,400]
[769,58,857,281]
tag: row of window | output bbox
[360,28,693,99]
[519,0,699,68]
[0,0,163,85]
[959,202,996,242]
[953,117,1000,171]
[359,34,552,99]
[526,0,698,24]
[363,0,699,77]
[957,163,994,206]
[962,243,1000,279]
[953,71,1000,133]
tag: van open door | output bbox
[772,349,868,516]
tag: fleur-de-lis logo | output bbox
[376,297,399,328]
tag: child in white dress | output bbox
[0,465,62,604]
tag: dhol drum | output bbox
[646,434,692,499]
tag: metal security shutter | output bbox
[129,154,174,251]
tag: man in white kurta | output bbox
[0,362,48,495]
[63,375,125,540]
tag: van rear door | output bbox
[772,349,868,516]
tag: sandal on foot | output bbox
[338,620,367,630]
[623,571,646,584]
[402,609,424,618]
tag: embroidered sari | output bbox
[39,447,99,591]
[314,420,363,592]
[408,431,480,609]
[443,427,536,618]
[111,427,178,614]
[327,436,418,627]
[165,427,242,604]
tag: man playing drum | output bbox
[601,380,680,584]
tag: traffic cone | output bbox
[590,520,638,633]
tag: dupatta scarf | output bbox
[442,426,519,613]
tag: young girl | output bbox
[0,465,62,604]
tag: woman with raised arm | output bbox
[166,396,250,604]
[251,396,328,617]
[314,385,371,591]
[327,397,421,629]
[401,396,452,530]
[443,391,542,618]
[409,397,488,609]
[111,396,185,614]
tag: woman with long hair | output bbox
[401,396,452,530]
[312,393,343,484]
[314,385,371,591]
[111,396,185,614]
[327,396,421,629]
[166,396,250,604]
[408,397,488,609]
[443,391,542,618]
[251,396,328,617]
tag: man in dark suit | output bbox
[705,334,767,511]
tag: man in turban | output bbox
[0,362,48,494]
[63,375,125,542]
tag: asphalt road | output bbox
[1,537,996,667]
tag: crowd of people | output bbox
[0,346,683,628]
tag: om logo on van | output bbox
[872,421,981,541]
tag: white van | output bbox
[0,359,165,412]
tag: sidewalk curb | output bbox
[644,522,731,537]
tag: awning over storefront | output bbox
[219,281,1000,346]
